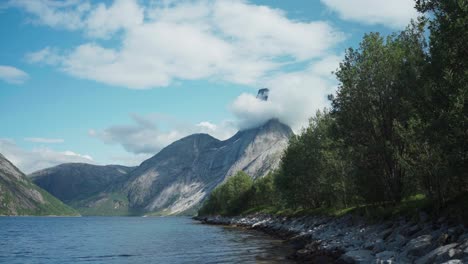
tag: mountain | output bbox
[125,118,293,215]
[30,163,135,216]
[30,119,293,216]
[0,153,78,216]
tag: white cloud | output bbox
[89,54,341,156]
[196,121,217,131]
[231,55,340,132]
[196,120,236,140]
[320,0,418,28]
[92,114,184,154]
[8,0,90,30]
[90,113,237,155]
[21,0,344,88]
[211,0,341,60]
[85,0,143,38]
[25,46,62,65]
[24,137,64,143]
[0,138,95,174]
[0,65,29,84]
[108,153,152,167]
[12,0,348,160]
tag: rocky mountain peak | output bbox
[125,118,293,214]
[28,119,294,216]
[256,88,269,101]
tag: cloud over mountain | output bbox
[231,55,341,131]
[89,113,237,155]
[0,138,94,173]
[5,0,420,167]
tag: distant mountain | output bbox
[125,118,292,215]
[30,163,135,216]
[31,119,293,216]
[0,153,78,216]
[31,163,134,202]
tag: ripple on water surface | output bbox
[0,217,294,264]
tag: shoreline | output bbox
[194,213,468,263]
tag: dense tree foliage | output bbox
[412,0,468,206]
[275,110,354,209]
[332,26,427,203]
[245,172,278,209]
[198,1,467,216]
[198,171,253,216]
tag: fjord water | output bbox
[0,217,293,264]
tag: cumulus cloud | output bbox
[8,0,91,30]
[24,137,64,143]
[231,55,340,131]
[85,0,143,38]
[0,138,94,173]
[11,0,350,160]
[0,65,29,84]
[89,54,341,155]
[90,113,237,155]
[320,0,418,28]
[25,46,62,65]
[20,0,344,88]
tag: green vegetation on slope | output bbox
[0,172,78,216]
[69,192,142,216]
[199,0,467,220]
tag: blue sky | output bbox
[0,0,418,173]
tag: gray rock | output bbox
[201,213,468,264]
[396,234,408,245]
[440,260,462,264]
[340,250,374,264]
[372,239,386,253]
[415,243,459,264]
[406,235,434,257]
[381,228,393,240]
[376,250,396,262]
[406,224,422,237]
[458,233,468,243]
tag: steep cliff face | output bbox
[0,153,78,216]
[125,119,293,215]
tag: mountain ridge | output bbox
[30,118,293,216]
[30,163,135,202]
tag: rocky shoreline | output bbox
[194,214,468,263]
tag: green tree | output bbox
[247,172,278,209]
[198,171,253,216]
[275,110,351,209]
[332,25,427,203]
[413,0,468,205]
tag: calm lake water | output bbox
[0,216,294,264]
